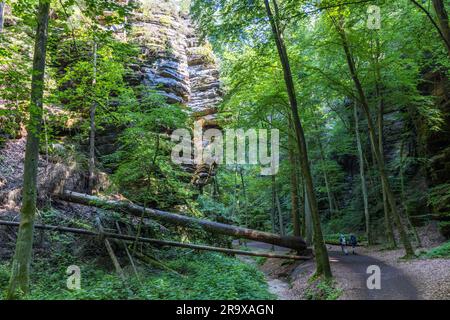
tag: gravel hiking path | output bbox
[235,241,419,300]
[328,249,418,299]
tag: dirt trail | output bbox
[236,241,419,300]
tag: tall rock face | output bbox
[129,0,221,122]
[375,71,450,238]
[417,71,450,237]
[127,0,222,188]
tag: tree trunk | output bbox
[58,190,308,250]
[275,188,285,236]
[432,0,450,56]
[399,141,422,247]
[315,126,336,218]
[0,2,5,33]
[264,0,332,278]
[304,185,313,246]
[410,0,450,56]
[377,88,396,248]
[336,20,414,256]
[88,42,97,194]
[7,0,50,299]
[288,136,301,237]
[354,103,372,245]
[270,175,277,250]
[0,220,310,260]
[115,222,140,280]
[239,167,248,228]
[96,217,126,282]
[372,36,396,248]
[272,175,284,236]
[298,159,306,238]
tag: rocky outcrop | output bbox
[128,1,222,119]
[125,0,223,188]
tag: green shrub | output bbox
[0,264,10,293]
[424,241,450,259]
[304,278,342,300]
[2,251,275,300]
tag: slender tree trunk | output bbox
[275,187,285,236]
[432,0,450,56]
[271,175,279,234]
[410,0,450,56]
[399,141,422,247]
[264,0,331,278]
[377,99,396,248]
[354,103,372,245]
[213,175,220,200]
[7,0,50,299]
[315,127,336,218]
[88,42,97,194]
[270,178,276,250]
[231,165,239,219]
[304,185,313,246]
[239,167,248,228]
[96,217,126,282]
[300,174,306,238]
[288,140,301,237]
[372,37,397,247]
[0,2,5,33]
[336,20,414,256]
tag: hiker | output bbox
[349,234,357,254]
[339,234,348,255]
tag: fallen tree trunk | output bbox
[57,190,307,251]
[0,220,311,260]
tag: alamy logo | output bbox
[366,265,381,289]
[171,120,280,175]
[66,265,81,290]
[367,5,381,30]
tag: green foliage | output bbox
[0,264,10,293]
[253,256,268,266]
[428,183,450,237]
[104,88,191,208]
[304,278,342,300]
[428,183,450,214]
[423,241,450,259]
[0,252,275,300]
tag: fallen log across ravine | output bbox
[57,190,307,251]
[0,220,311,260]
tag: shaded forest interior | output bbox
[0,0,449,300]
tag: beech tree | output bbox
[263,0,332,278]
[331,14,415,256]
[7,0,50,299]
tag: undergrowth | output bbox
[422,241,450,259]
[304,277,342,300]
[0,251,275,300]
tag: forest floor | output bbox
[237,241,450,300]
